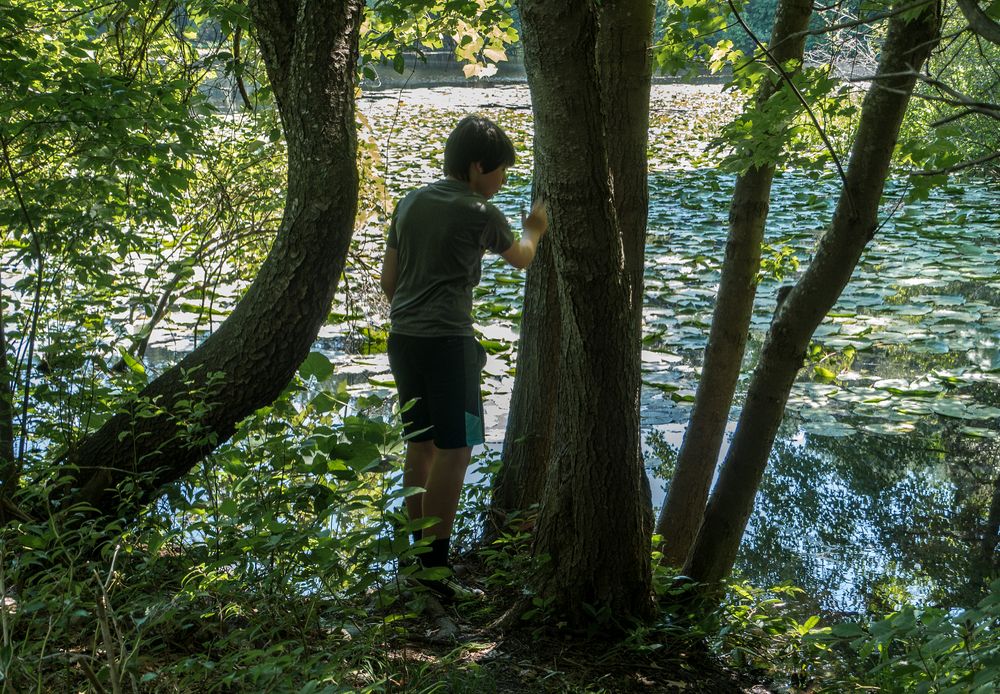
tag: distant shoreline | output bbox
[361,50,729,91]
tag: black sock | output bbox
[421,537,450,568]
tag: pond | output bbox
[346,84,1000,615]
[157,83,998,615]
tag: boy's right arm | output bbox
[502,197,548,270]
[380,247,398,301]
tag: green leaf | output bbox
[299,352,334,381]
[931,401,977,420]
[813,365,837,381]
[412,566,449,581]
[480,339,509,354]
[830,622,865,638]
[118,348,147,377]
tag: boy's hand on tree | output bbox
[505,196,548,270]
[524,196,548,237]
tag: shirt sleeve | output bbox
[479,203,514,254]
[386,203,399,249]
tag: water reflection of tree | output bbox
[737,418,999,614]
[943,423,999,602]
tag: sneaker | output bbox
[415,574,484,602]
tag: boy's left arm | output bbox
[380,247,398,301]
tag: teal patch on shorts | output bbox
[465,411,485,446]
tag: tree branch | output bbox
[911,150,1000,175]
[727,0,852,208]
[787,0,933,39]
[956,0,1000,46]
[849,69,1000,121]
[929,104,1000,126]
[233,26,254,110]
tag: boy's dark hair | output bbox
[443,115,515,180]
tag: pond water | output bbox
[348,84,1000,614]
[153,84,998,615]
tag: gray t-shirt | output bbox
[387,179,514,337]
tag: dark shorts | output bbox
[387,333,488,449]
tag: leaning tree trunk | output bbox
[53,0,364,521]
[656,0,815,568]
[684,1,941,587]
[519,0,654,625]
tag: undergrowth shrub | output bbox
[0,360,456,693]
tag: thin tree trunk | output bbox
[684,1,941,587]
[0,280,14,493]
[656,0,815,567]
[52,0,364,521]
[519,0,653,625]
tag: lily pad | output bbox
[861,421,917,435]
[931,401,979,420]
[803,420,856,437]
[959,426,999,439]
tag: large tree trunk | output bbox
[52,0,364,521]
[683,2,941,587]
[655,0,815,567]
[490,0,654,542]
[519,0,654,625]
[597,0,653,313]
[489,235,559,536]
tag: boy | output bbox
[380,115,548,600]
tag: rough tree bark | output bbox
[490,0,654,542]
[655,0,815,568]
[683,1,941,587]
[518,0,655,625]
[489,237,559,536]
[596,0,654,312]
[956,0,1000,45]
[49,0,364,522]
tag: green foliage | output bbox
[1,377,440,692]
[814,581,1000,692]
[479,522,533,596]
[361,0,518,80]
[452,448,501,555]
[654,0,743,77]
[758,240,800,283]
[897,9,1000,189]
[648,573,1000,693]
[0,2,210,254]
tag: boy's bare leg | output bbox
[422,445,473,540]
[403,440,435,526]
